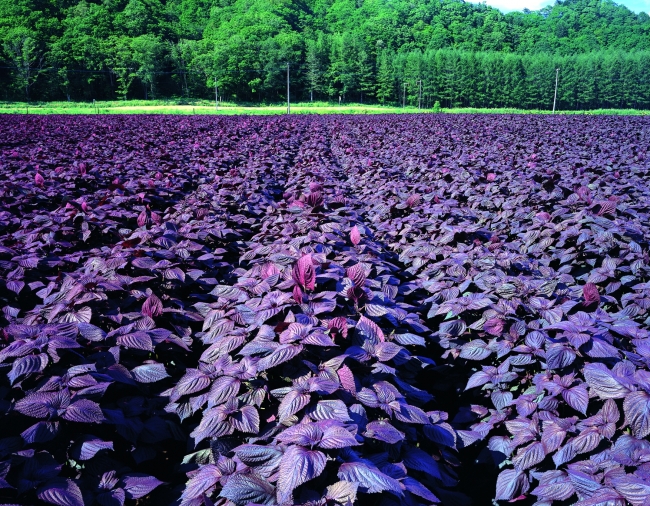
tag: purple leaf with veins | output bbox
[277,445,326,503]
[37,479,84,506]
[121,473,164,499]
[350,225,361,245]
[292,254,315,291]
[141,294,163,317]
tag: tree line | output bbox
[1,0,649,109]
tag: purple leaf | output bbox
[190,409,233,444]
[337,364,356,393]
[70,437,113,460]
[293,284,303,304]
[346,264,366,286]
[8,353,48,384]
[612,475,650,506]
[584,363,630,399]
[234,445,283,474]
[460,340,491,360]
[278,390,311,422]
[328,317,348,339]
[574,489,625,506]
[403,477,440,502]
[6,280,24,294]
[439,319,467,337]
[106,364,136,384]
[21,421,59,444]
[567,469,604,499]
[307,400,351,422]
[465,370,491,390]
[491,390,513,411]
[37,479,84,506]
[325,481,358,504]
[277,446,326,503]
[220,473,275,505]
[572,427,602,454]
[531,475,574,501]
[292,254,315,291]
[403,447,442,479]
[374,342,402,362]
[495,469,530,501]
[308,376,339,394]
[257,344,303,371]
[394,402,430,424]
[356,315,385,342]
[15,390,70,419]
[141,294,163,318]
[337,461,402,495]
[207,376,241,408]
[393,333,425,346]
[117,332,153,352]
[406,193,421,206]
[552,442,577,467]
[277,422,323,446]
[583,283,600,305]
[512,441,545,470]
[623,390,650,438]
[423,423,456,448]
[171,369,211,402]
[77,323,107,341]
[181,465,222,503]
[131,363,169,383]
[365,420,405,444]
[563,385,589,414]
[484,318,504,336]
[121,473,163,500]
[350,225,361,246]
[319,423,360,449]
[62,400,104,423]
[601,398,620,423]
[230,405,259,433]
[137,209,148,228]
[546,344,576,369]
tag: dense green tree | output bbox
[375,48,394,104]
[105,35,136,100]
[306,35,326,101]
[1,0,649,108]
[131,33,163,99]
[3,27,45,100]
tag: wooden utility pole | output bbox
[287,63,290,114]
[553,68,559,113]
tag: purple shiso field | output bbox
[0,114,649,506]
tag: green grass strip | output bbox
[1,101,648,116]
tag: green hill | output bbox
[1,0,649,108]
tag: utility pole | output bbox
[286,63,290,114]
[215,77,218,111]
[552,68,559,113]
[417,80,422,111]
[403,82,408,108]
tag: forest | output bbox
[1,0,650,109]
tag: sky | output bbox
[474,0,650,13]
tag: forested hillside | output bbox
[1,0,649,108]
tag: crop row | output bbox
[328,115,650,505]
[0,114,649,506]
